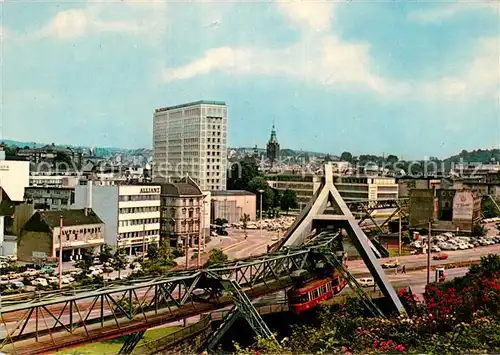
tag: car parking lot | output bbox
[409,231,500,254]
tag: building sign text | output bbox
[140,187,160,194]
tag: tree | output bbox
[482,197,500,219]
[227,156,261,190]
[74,248,94,272]
[203,249,228,267]
[99,244,113,264]
[112,249,128,279]
[147,244,159,260]
[471,223,486,237]
[215,218,228,226]
[340,152,353,162]
[386,154,399,164]
[158,239,171,259]
[241,213,250,239]
[272,189,282,209]
[53,151,72,168]
[280,189,298,214]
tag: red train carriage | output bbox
[288,271,347,314]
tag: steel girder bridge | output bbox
[0,164,406,355]
[0,232,387,355]
[346,198,409,233]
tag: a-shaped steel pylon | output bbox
[280,163,406,314]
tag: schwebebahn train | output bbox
[287,266,347,314]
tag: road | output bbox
[347,243,500,276]
[175,228,280,267]
[0,263,473,354]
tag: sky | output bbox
[0,0,499,159]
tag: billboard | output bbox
[453,190,474,220]
[409,189,435,229]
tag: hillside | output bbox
[444,149,500,164]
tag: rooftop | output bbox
[161,177,203,196]
[38,209,104,228]
[211,190,255,196]
[25,186,75,191]
[155,100,226,113]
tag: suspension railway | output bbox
[0,163,406,354]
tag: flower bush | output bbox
[237,254,500,354]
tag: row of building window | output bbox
[119,207,160,214]
[119,230,159,239]
[119,218,160,227]
[119,194,160,202]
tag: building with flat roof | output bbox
[266,174,399,210]
[29,174,80,188]
[18,209,104,262]
[73,183,161,255]
[153,100,228,191]
[0,150,30,202]
[24,186,75,211]
[211,190,256,224]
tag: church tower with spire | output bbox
[266,123,280,165]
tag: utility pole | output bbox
[59,216,63,290]
[427,218,432,285]
[142,223,146,258]
[398,214,402,256]
[258,189,264,238]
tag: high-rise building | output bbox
[153,100,228,191]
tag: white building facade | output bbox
[0,153,30,202]
[153,100,228,191]
[74,184,161,255]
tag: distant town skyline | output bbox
[2,1,498,159]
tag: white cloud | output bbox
[277,0,337,32]
[32,0,168,40]
[409,2,498,23]
[162,2,407,96]
[416,37,500,101]
[162,34,406,96]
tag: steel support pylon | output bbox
[118,330,146,355]
[279,163,406,315]
[203,279,276,353]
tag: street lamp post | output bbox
[258,189,264,238]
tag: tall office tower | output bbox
[153,100,228,191]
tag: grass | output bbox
[388,248,412,257]
[55,326,182,355]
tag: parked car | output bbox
[433,253,448,260]
[31,278,48,287]
[358,277,375,287]
[9,281,24,289]
[23,268,39,277]
[6,255,17,262]
[46,276,59,285]
[0,276,9,285]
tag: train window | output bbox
[291,294,309,304]
[332,278,339,286]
